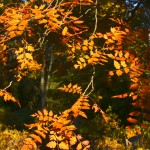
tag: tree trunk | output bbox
[40,61,47,110]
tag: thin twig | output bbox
[83,67,95,95]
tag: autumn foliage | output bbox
[0,0,150,149]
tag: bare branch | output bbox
[83,67,95,95]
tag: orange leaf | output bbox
[74,20,84,24]
[129,83,138,90]
[129,111,140,117]
[34,130,46,138]
[7,25,18,31]
[82,46,88,51]
[39,19,47,24]
[46,141,57,148]
[127,117,138,123]
[132,95,138,100]
[109,71,114,76]
[116,70,123,76]
[114,60,121,69]
[124,67,130,73]
[79,111,87,118]
[29,134,42,143]
[119,51,123,58]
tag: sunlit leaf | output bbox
[124,67,130,73]
[74,20,84,24]
[70,136,77,145]
[121,61,127,67]
[114,60,120,69]
[29,134,42,143]
[116,70,123,76]
[62,26,68,36]
[46,141,57,148]
[76,142,82,150]
[39,19,47,24]
[27,45,34,52]
[59,142,69,150]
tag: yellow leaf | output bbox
[125,52,130,58]
[72,84,78,89]
[74,64,79,69]
[43,109,48,116]
[92,53,100,57]
[59,142,69,150]
[70,136,77,145]
[68,83,72,88]
[67,125,76,130]
[62,26,68,36]
[49,110,53,117]
[79,57,85,63]
[76,142,82,150]
[107,54,115,59]
[84,55,89,59]
[89,40,94,46]
[8,19,20,26]
[116,70,123,76]
[17,54,24,60]
[27,45,34,52]
[39,4,45,10]
[121,61,127,67]
[25,53,33,60]
[83,40,88,46]
[46,141,57,148]
[114,60,121,69]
